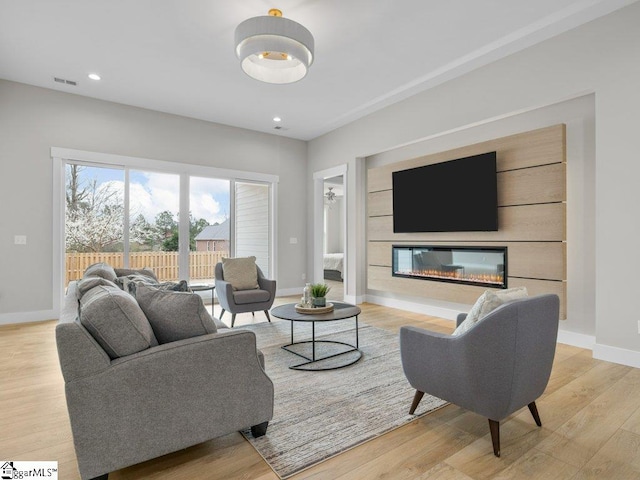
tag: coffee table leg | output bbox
[290,321,294,344]
[356,315,359,349]
[312,321,316,361]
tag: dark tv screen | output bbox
[392,152,498,232]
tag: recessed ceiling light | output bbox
[88,73,101,81]
[273,116,282,122]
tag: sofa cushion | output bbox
[83,262,117,282]
[79,285,158,359]
[452,287,528,336]
[76,276,119,298]
[136,284,217,344]
[233,289,271,305]
[222,256,259,291]
[114,267,158,282]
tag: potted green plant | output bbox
[310,283,331,307]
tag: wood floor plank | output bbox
[572,429,640,480]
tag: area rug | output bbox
[238,320,447,479]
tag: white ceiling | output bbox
[0,0,635,141]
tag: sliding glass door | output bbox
[62,159,272,286]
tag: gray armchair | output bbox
[215,262,276,327]
[400,294,559,457]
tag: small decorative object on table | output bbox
[295,302,334,314]
[310,283,330,308]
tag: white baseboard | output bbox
[277,287,303,297]
[593,343,640,369]
[365,294,460,321]
[0,309,58,326]
[344,294,365,305]
[556,329,595,350]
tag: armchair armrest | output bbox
[214,277,234,311]
[257,268,276,298]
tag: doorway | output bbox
[313,164,347,302]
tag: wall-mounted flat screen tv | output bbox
[392,151,498,233]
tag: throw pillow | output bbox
[83,262,117,282]
[124,278,190,298]
[115,273,159,293]
[79,285,158,359]
[452,287,528,336]
[136,284,217,344]
[76,276,119,298]
[222,256,259,291]
[114,267,158,282]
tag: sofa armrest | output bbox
[65,328,274,478]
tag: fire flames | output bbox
[396,268,504,286]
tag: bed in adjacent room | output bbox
[323,253,344,281]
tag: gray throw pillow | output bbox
[136,284,217,344]
[222,256,259,291]
[116,274,159,293]
[79,285,158,359]
[125,278,190,298]
[114,267,158,282]
[76,276,119,299]
[83,262,117,282]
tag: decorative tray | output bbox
[295,303,334,314]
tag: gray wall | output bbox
[0,80,307,321]
[308,3,640,364]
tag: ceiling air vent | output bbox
[53,77,77,86]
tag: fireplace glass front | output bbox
[392,245,507,289]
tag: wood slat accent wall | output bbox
[367,124,567,318]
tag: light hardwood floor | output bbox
[2,298,640,479]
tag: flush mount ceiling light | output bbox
[235,8,314,84]
[88,73,101,80]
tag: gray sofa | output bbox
[56,266,274,480]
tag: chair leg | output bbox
[528,401,542,427]
[264,310,271,322]
[89,475,108,480]
[252,311,255,317]
[220,309,225,320]
[231,314,236,328]
[488,419,501,457]
[409,390,424,414]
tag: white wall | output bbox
[0,80,307,322]
[307,3,640,366]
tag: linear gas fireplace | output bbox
[392,245,507,289]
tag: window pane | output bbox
[235,182,270,277]
[129,170,180,281]
[189,177,230,283]
[65,163,124,285]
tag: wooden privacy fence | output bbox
[65,251,227,285]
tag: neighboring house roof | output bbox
[195,219,229,241]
